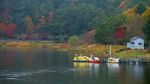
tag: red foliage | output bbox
[114,26,125,39]
[118,1,126,9]
[0,23,16,38]
[26,34,33,40]
[5,23,16,38]
[82,29,96,43]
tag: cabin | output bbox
[127,37,144,49]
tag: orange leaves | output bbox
[141,7,150,21]
[25,16,32,23]
[25,16,35,33]
[123,5,150,21]
[39,15,46,26]
[24,11,54,35]
[38,11,54,27]
[123,8,136,18]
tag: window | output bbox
[138,43,142,45]
[131,42,134,44]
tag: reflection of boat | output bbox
[73,62,89,68]
[107,63,120,73]
[107,45,120,63]
[89,54,100,63]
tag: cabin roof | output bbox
[130,36,143,41]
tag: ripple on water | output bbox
[0,66,90,80]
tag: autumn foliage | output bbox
[114,26,125,39]
[141,7,150,21]
[0,23,16,38]
[25,16,35,34]
[123,8,136,18]
[118,0,126,9]
[81,29,96,43]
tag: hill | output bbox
[0,0,150,44]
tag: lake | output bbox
[0,48,150,84]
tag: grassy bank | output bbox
[0,41,150,59]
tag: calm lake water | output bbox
[0,48,150,84]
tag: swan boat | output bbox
[73,54,100,63]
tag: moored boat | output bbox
[107,57,120,63]
[73,54,89,62]
[89,54,100,63]
[107,45,120,63]
[73,54,100,63]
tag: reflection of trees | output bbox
[144,64,150,84]
[0,49,15,69]
[20,48,34,69]
[118,64,144,84]
[107,64,144,84]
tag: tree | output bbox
[123,8,136,19]
[47,12,54,23]
[68,35,80,50]
[94,14,125,44]
[0,23,16,38]
[118,0,126,9]
[0,0,149,40]
[135,2,146,15]
[125,15,144,39]
[5,23,16,38]
[114,25,125,44]
[81,29,96,43]
[143,16,150,50]
[39,15,46,26]
[24,16,35,34]
[141,7,150,21]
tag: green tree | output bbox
[125,15,144,40]
[143,16,150,50]
[135,2,146,15]
[141,7,150,21]
[94,14,125,44]
[68,35,80,50]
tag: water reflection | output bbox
[0,48,148,84]
[107,63,120,74]
[127,64,144,83]
[73,62,89,69]
[89,63,100,76]
[73,63,100,77]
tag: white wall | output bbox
[130,38,144,49]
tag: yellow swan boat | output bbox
[73,54,89,62]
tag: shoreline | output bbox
[0,41,150,60]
